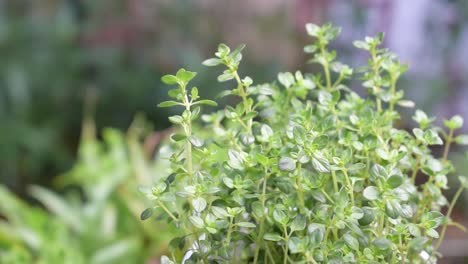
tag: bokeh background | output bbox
[1,0,468,263]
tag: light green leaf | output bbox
[161,74,178,85]
[158,101,181,108]
[236,222,256,228]
[202,58,222,66]
[192,197,207,213]
[264,233,283,242]
[278,157,296,172]
[363,186,379,201]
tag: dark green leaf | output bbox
[140,208,153,220]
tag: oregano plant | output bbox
[141,23,468,263]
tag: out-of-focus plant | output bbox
[0,116,174,263]
[142,23,468,263]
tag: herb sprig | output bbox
[143,23,468,264]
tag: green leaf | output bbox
[264,233,283,242]
[290,215,306,232]
[424,129,443,145]
[171,134,187,142]
[358,207,375,226]
[193,100,218,106]
[278,72,294,88]
[161,74,178,85]
[288,237,306,254]
[189,136,204,148]
[344,233,359,251]
[373,238,391,250]
[353,40,369,50]
[192,197,207,212]
[202,58,222,66]
[176,69,197,83]
[169,237,186,251]
[189,215,204,229]
[252,201,264,219]
[305,23,320,37]
[387,174,403,189]
[273,209,289,225]
[158,101,181,108]
[444,115,464,130]
[140,208,153,220]
[458,176,468,189]
[363,186,379,201]
[312,152,330,173]
[223,177,234,189]
[426,228,439,238]
[218,72,234,82]
[212,206,229,219]
[408,237,428,251]
[216,43,231,57]
[168,115,183,124]
[161,256,175,264]
[304,44,317,53]
[227,149,246,170]
[370,164,387,179]
[455,135,468,145]
[236,222,256,228]
[278,157,296,171]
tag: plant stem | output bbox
[378,210,385,235]
[331,171,339,193]
[283,225,289,264]
[411,156,421,184]
[233,71,252,134]
[182,84,194,184]
[157,201,178,222]
[320,45,332,91]
[389,76,397,111]
[442,129,454,161]
[296,166,306,213]
[435,185,465,250]
[342,169,354,204]
[226,216,234,248]
[370,49,382,112]
[254,172,269,264]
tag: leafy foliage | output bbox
[145,23,468,263]
[0,117,172,263]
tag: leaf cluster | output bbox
[146,23,468,264]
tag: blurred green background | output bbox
[1,0,468,263]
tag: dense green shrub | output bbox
[142,23,468,263]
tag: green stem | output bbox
[320,45,332,91]
[226,216,234,248]
[331,171,339,193]
[254,172,269,264]
[378,210,385,235]
[370,49,382,112]
[182,85,194,184]
[442,129,454,161]
[320,189,334,204]
[233,71,252,134]
[283,225,289,264]
[296,166,306,213]
[157,201,178,222]
[411,156,421,184]
[389,76,397,111]
[435,185,465,250]
[342,169,354,204]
